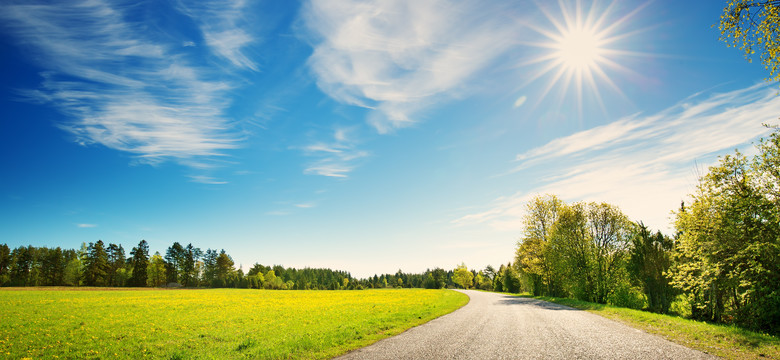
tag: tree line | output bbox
[0,240,357,290]
[512,128,779,334]
[0,240,494,291]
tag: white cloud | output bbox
[188,175,228,185]
[302,128,369,178]
[1,0,243,167]
[77,223,97,228]
[178,0,258,71]
[513,95,527,108]
[454,83,780,232]
[300,0,522,133]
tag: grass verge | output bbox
[0,288,469,359]
[517,294,779,360]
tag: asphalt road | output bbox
[335,290,715,360]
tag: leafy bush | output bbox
[607,283,646,310]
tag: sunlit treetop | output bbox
[720,0,780,82]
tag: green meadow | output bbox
[0,288,468,359]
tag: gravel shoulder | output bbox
[335,290,715,360]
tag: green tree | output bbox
[40,247,66,286]
[501,265,522,293]
[515,194,564,296]
[452,263,474,289]
[164,242,185,285]
[10,246,35,286]
[82,240,109,286]
[671,131,780,332]
[720,1,780,83]
[0,244,10,286]
[129,240,149,287]
[215,250,235,287]
[628,223,675,313]
[586,202,632,304]
[106,243,125,287]
[63,256,82,286]
[147,252,167,287]
[202,249,219,286]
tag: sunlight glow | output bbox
[520,0,649,117]
[555,27,604,71]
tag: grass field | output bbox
[518,294,780,360]
[0,288,468,359]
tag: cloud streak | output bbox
[1,0,243,168]
[302,128,368,178]
[178,0,258,71]
[454,83,780,232]
[300,0,523,133]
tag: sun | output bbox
[554,27,605,72]
[520,0,647,117]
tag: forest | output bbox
[1,128,778,335]
[0,239,470,291]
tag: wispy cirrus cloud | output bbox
[76,223,97,228]
[188,175,228,185]
[178,0,258,71]
[302,128,368,178]
[299,0,523,133]
[454,83,780,232]
[0,0,243,168]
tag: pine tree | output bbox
[129,240,149,287]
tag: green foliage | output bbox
[606,282,647,310]
[515,194,564,296]
[628,223,675,313]
[452,263,474,289]
[501,267,522,293]
[517,198,633,303]
[147,252,167,287]
[671,129,780,333]
[720,1,780,83]
[129,240,149,287]
[82,240,109,286]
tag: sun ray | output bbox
[517,0,654,119]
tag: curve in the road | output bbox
[335,290,715,360]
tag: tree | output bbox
[431,268,447,289]
[202,249,219,286]
[215,250,235,287]
[164,242,185,285]
[720,1,780,83]
[41,247,66,286]
[82,240,109,286]
[628,223,675,314]
[586,202,632,304]
[671,131,780,332]
[452,263,474,289]
[129,240,149,287]
[0,244,10,286]
[106,243,125,286]
[515,194,564,296]
[63,256,82,286]
[179,243,202,287]
[147,252,167,287]
[10,246,35,286]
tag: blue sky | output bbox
[1,0,777,277]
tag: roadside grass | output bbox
[0,288,468,359]
[516,294,779,360]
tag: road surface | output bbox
[335,290,714,359]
